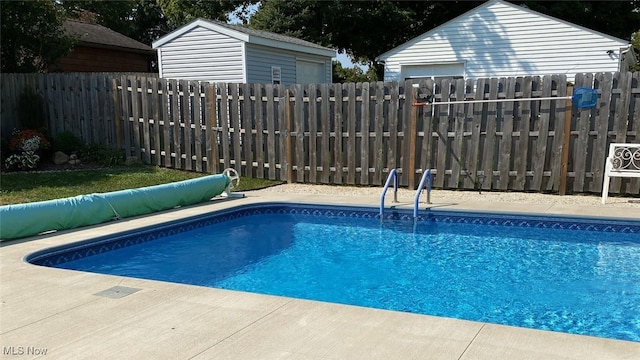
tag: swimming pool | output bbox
[27,203,640,342]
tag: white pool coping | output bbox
[1,188,639,359]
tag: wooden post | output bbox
[285,89,293,184]
[408,87,418,190]
[559,85,573,195]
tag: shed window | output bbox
[271,66,281,84]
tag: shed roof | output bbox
[152,18,336,58]
[376,0,630,61]
[64,19,153,54]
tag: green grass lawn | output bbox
[0,165,284,205]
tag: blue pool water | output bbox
[28,203,640,342]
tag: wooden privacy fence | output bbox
[1,72,638,195]
[0,73,157,146]
[114,72,639,195]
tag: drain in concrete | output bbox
[94,286,141,299]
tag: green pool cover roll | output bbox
[0,195,117,240]
[98,174,230,218]
[0,174,230,240]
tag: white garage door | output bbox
[296,60,325,84]
[402,62,465,80]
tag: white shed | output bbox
[152,19,335,85]
[376,0,633,83]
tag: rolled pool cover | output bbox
[0,174,230,240]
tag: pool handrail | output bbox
[379,169,399,218]
[414,169,432,218]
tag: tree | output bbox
[1,0,75,73]
[60,0,169,46]
[58,0,258,45]
[522,1,640,41]
[332,61,377,83]
[157,0,239,29]
[248,0,482,67]
[630,30,640,72]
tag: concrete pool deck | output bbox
[1,186,639,359]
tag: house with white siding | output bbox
[152,19,335,85]
[376,0,634,83]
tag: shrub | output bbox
[81,143,124,166]
[53,131,84,154]
[5,129,51,171]
[5,151,40,170]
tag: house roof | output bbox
[152,18,336,58]
[376,0,630,60]
[64,19,154,54]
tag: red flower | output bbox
[9,129,51,152]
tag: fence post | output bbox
[408,86,418,190]
[285,89,293,184]
[559,85,574,195]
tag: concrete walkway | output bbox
[1,188,639,359]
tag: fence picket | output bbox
[80,75,91,144]
[241,83,253,177]
[278,84,289,181]
[266,84,277,180]
[150,78,161,165]
[103,75,115,148]
[159,79,169,168]
[308,84,318,182]
[333,83,344,184]
[219,83,231,170]
[293,84,305,182]
[320,83,331,183]
[498,77,516,190]
[194,81,204,172]
[547,75,567,191]
[611,72,634,193]
[400,80,412,187]
[514,76,532,191]
[572,73,594,192]
[46,75,58,136]
[255,83,266,179]
[532,76,551,191]
[481,78,499,191]
[120,76,132,159]
[435,78,451,188]
[140,77,151,164]
[273,85,285,181]
[628,72,640,195]
[170,79,181,168]
[465,78,483,190]
[361,82,371,185]
[419,79,435,178]
[450,78,466,189]
[591,73,612,192]
[346,82,357,184]
[206,83,219,174]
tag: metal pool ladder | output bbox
[379,169,399,218]
[414,169,432,218]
